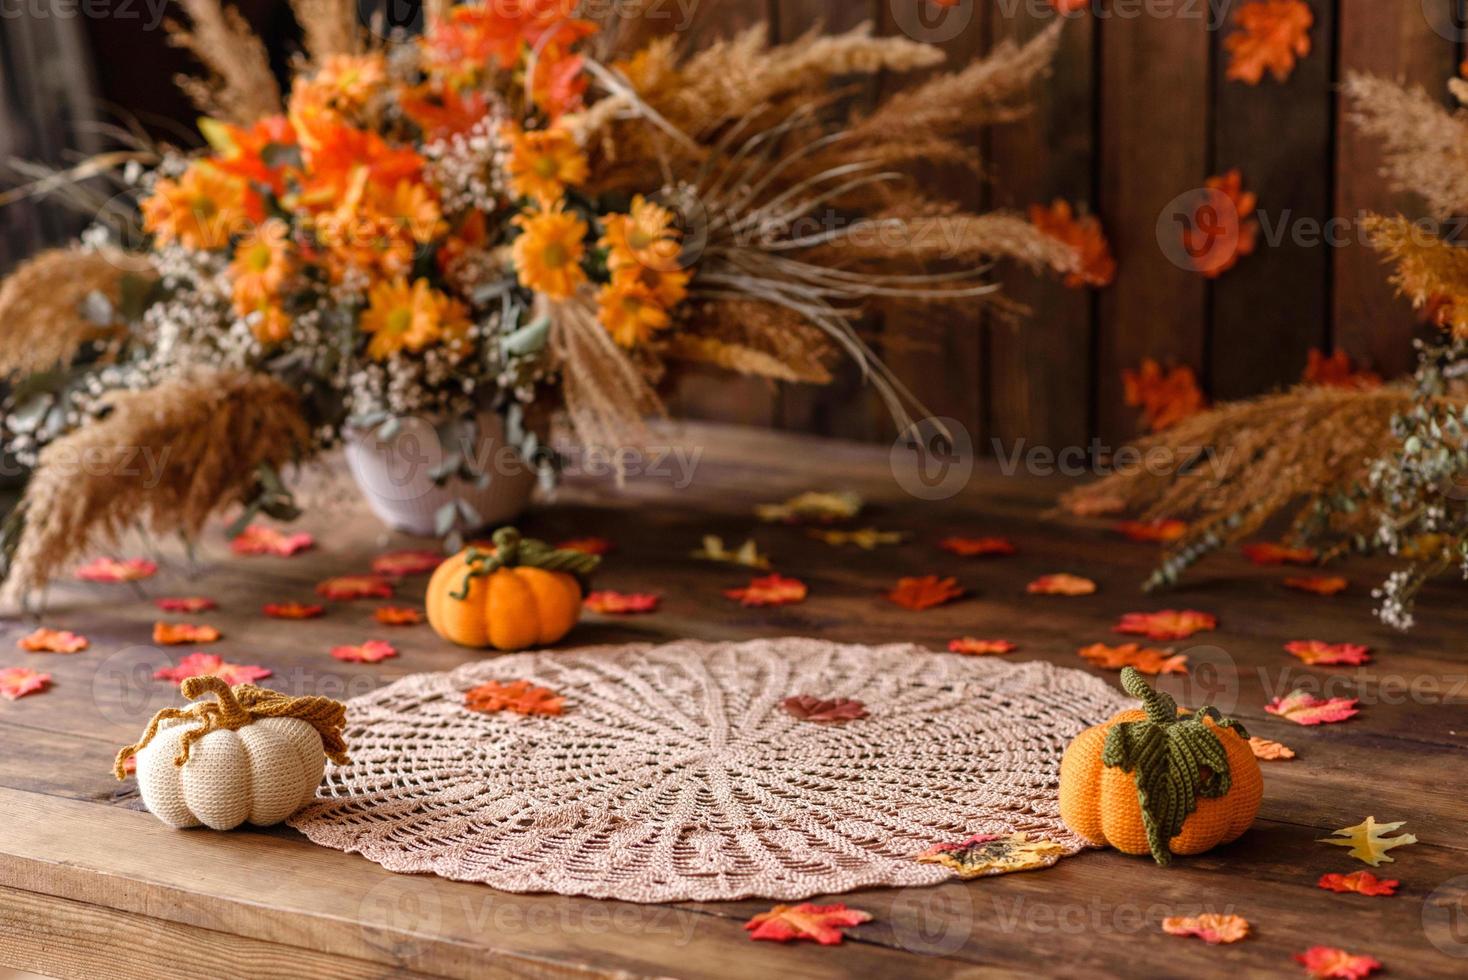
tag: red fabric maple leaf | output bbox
[316,575,395,600]
[1180,170,1260,279]
[1265,690,1358,725]
[1284,641,1371,666]
[370,550,443,576]
[781,695,868,725]
[584,591,661,614]
[886,575,963,610]
[17,628,89,654]
[1285,575,1348,596]
[264,601,325,619]
[938,536,1015,557]
[331,640,399,663]
[75,557,157,583]
[1225,0,1313,85]
[1114,609,1216,640]
[1242,542,1317,565]
[1123,359,1207,432]
[1027,574,1097,596]
[231,525,314,557]
[1317,871,1398,897]
[373,606,425,625]
[0,667,51,700]
[1115,519,1187,543]
[154,653,271,686]
[948,638,1017,656]
[1078,643,1189,676]
[155,596,217,613]
[743,903,873,945]
[1029,199,1116,289]
[464,679,565,716]
[1293,946,1381,979]
[724,575,808,607]
[1303,349,1382,390]
[152,622,222,646]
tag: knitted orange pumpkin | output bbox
[1060,667,1262,865]
[426,528,600,650]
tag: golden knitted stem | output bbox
[113,678,350,779]
[449,526,601,600]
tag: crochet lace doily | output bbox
[289,638,1130,902]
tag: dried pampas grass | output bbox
[289,0,361,63]
[0,248,153,379]
[168,0,281,124]
[1364,214,1468,339]
[548,292,665,453]
[1343,72,1468,220]
[664,299,833,384]
[2,370,310,601]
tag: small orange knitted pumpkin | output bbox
[426,527,599,651]
[1060,667,1262,865]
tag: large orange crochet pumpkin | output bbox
[1060,667,1262,865]
[426,528,600,651]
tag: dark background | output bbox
[3,0,1459,450]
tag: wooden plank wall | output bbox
[668,0,1465,449]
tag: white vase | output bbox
[343,412,537,537]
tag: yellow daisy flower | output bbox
[294,53,387,114]
[600,195,683,275]
[359,278,452,360]
[505,124,589,207]
[597,278,670,348]
[244,300,292,346]
[376,179,445,245]
[140,162,251,250]
[512,204,588,299]
[229,219,293,315]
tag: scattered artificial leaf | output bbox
[1285,640,1371,666]
[75,557,157,583]
[808,527,905,549]
[1161,913,1251,945]
[917,832,1069,878]
[1266,690,1359,726]
[1303,349,1381,391]
[743,903,872,945]
[1027,573,1097,596]
[1249,736,1296,760]
[724,574,808,607]
[17,628,89,654]
[464,679,565,716]
[555,536,614,556]
[155,596,217,613]
[1285,575,1349,596]
[316,575,395,600]
[231,524,314,557]
[584,590,661,614]
[0,667,51,700]
[152,622,222,645]
[1225,0,1313,85]
[887,575,963,610]
[1242,541,1317,565]
[948,638,1017,656]
[1318,817,1417,867]
[1078,642,1188,675]
[1116,519,1187,543]
[1293,946,1382,980]
[938,536,1015,557]
[154,652,271,685]
[373,606,425,625]
[755,491,862,524]
[1317,871,1399,897]
[781,695,868,725]
[1124,359,1206,432]
[1029,199,1116,289]
[370,550,443,576]
[1184,170,1259,279]
[693,536,771,570]
[264,601,325,619]
[1114,609,1216,640]
[331,640,399,663]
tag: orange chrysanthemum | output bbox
[359,277,469,360]
[399,83,491,140]
[208,114,297,196]
[422,0,595,81]
[297,53,387,113]
[141,162,253,250]
[512,203,587,298]
[505,123,589,206]
[229,218,293,315]
[597,278,670,347]
[242,299,292,345]
[601,195,684,275]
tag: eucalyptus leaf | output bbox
[501,315,550,357]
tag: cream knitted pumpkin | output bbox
[116,676,349,830]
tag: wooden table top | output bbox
[1,422,1465,979]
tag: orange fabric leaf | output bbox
[1181,170,1259,278]
[17,628,89,654]
[1303,349,1381,390]
[0,667,51,700]
[1266,690,1358,725]
[152,622,222,645]
[464,679,565,716]
[331,640,398,663]
[1161,913,1250,945]
[231,524,314,557]
[1115,519,1187,543]
[1028,199,1116,288]
[316,575,394,600]
[1067,494,1126,517]
[370,550,443,576]
[75,557,156,583]
[1078,643,1189,676]
[1242,542,1317,565]
[1027,574,1097,596]
[1114,609,1216,640]
[781,695,868,725]
[938,536,1015,557]
[1293,946,1382,979]
[373,606,425,625]
[724,575,808,607]
[1123,359,1207,431]
[1284,640,1370,666]
[555,537,614,556]
[1249,736,1296,760]
[948,638,1016,656]
[743,903,872,945]
[1317,871,1398,897]
[887,575,964,610]
[1285,575,1348,596]
[264,601,325,619]
[1225,0,1313,85]
[584,590,660,614]
[153,652,271,685]
[156,596,217,613]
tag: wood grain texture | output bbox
[1,423,1466,977]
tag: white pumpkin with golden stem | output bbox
[117,676,350,830]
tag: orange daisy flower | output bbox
[359,278,467,360]
[601,195,684,275]
[512,203,587,298]
[141,163,253,250]
[243,299,292,345]
[505,123,588,207]
[299,53,387,113]
[597,278,670,347]
[229,218,293,314]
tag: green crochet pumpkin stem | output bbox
[448,527,601,600]
[1101,667,1249,867]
